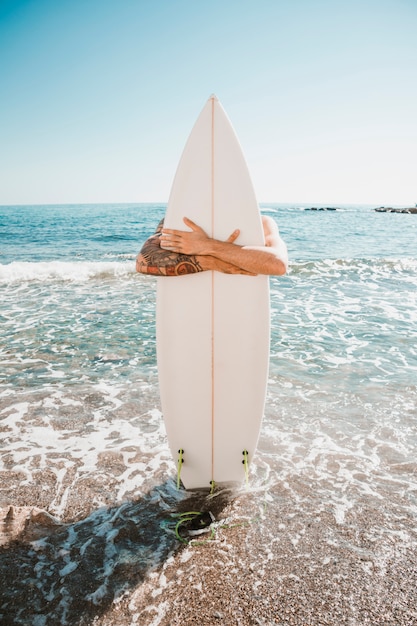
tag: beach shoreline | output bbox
[1,203,416,625]
[1,470,416,626]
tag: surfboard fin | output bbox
[176,449,184,490]
[242,450,249,487]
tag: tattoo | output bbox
[154,219,165,234]
[137,219,203,276]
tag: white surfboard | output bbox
[156,95,270,490]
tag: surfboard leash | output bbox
[163,510,260,546]
[163,511,216,544]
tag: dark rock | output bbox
[374,207,417,214]
[305,207,339,211]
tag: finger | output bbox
[161,233,181,244]
[160,234,178,247]
[160,243,177,251]
[183,217,204,233]
[226,228,240,244]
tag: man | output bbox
[136,215,288,277]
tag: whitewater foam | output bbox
[0,260,136,283]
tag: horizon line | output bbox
[1,200,415,209]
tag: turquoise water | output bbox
[1,202,416,482]
[1,202,416,478]
[0,203,416,623]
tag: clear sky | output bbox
[1,0,416,206]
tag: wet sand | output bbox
[96,497,417,626]
[1,470,416,626]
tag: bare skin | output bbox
[136,215,288,277]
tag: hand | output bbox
[160,217,240,255]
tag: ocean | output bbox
[0,202,416,625]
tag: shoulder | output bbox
[261,215,280,247]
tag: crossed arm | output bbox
[136,215,288,277]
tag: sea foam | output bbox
[0,260,136,283]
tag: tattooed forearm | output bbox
[136,229,203,276]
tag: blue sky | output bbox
[0,0,416,205]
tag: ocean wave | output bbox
[103,252,137,260]
[289,257,417,277]
[0,260,136,283]
[1,256,416,285]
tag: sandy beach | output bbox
[1,467,416,626]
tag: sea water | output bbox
[0,203,416,623]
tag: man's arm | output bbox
[136,234,204,276]
[160,215,288,276]
[136,220,253,276]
